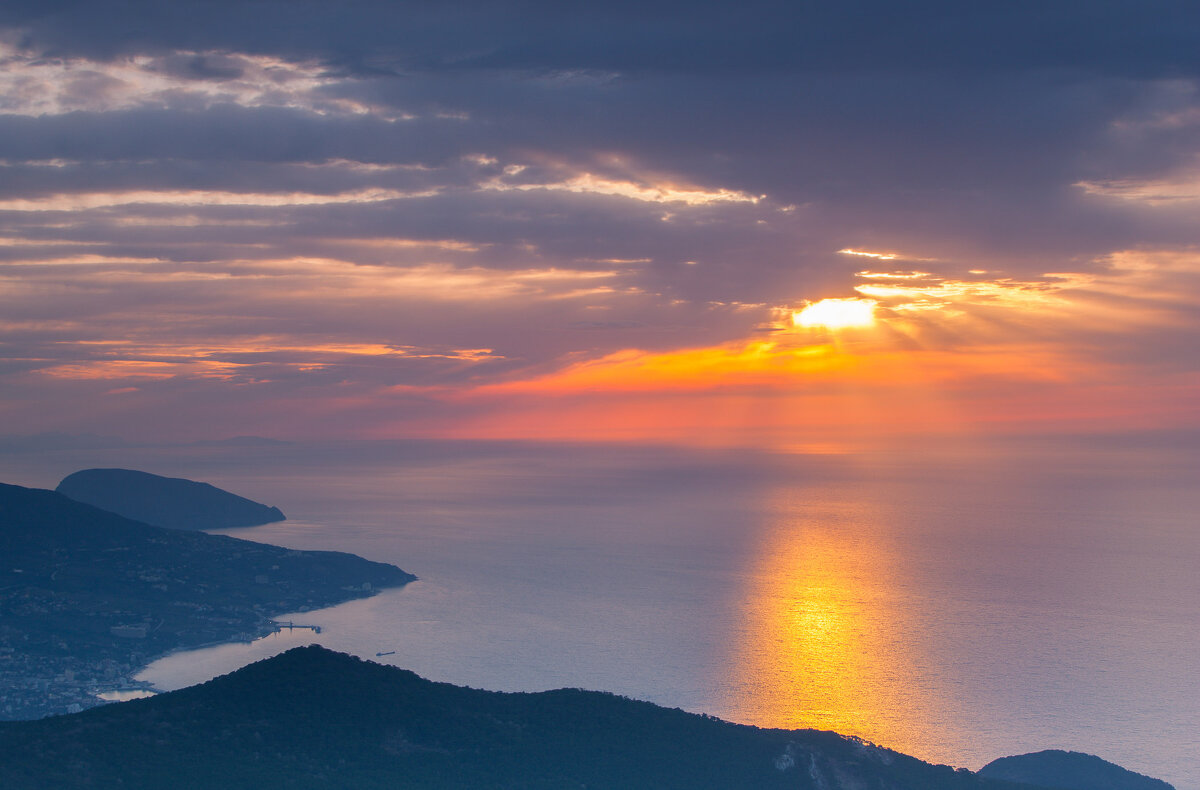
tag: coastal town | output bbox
[0,480,414,720]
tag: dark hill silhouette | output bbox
[57,468,285,530]
[0,483,414,719]
[980,750,1174,790]
[0,645,1038,790]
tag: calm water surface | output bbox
[4,439,1197,788]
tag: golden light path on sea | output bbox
[715,484,959,759]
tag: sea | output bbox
[2,436,1197,788]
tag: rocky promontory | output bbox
[57,468,285,530]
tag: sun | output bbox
[792,298,877,329]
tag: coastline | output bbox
[127,618,326,690]
[1,572,414,720]
[0,480,417,720]
[106,586,411,707]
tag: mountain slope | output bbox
[0,645,1025,790]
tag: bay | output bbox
[3,438,1197,788]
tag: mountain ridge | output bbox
[0,645,1037,790]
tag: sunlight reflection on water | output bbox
[5,440,1196,788]
[719,493,941,751]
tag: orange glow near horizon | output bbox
[10,247,1198,446]
[470,334,1093,397]
[391,253,1200,447]
[399,338,1137,447]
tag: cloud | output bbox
[1,3,1199,443]
[6,2,1200,78]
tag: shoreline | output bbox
[2,580,414,721]
[124,618,326,692]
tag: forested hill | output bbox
[0,645,1038,790]
[0,483,414,719]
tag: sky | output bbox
[2,1,1199,449]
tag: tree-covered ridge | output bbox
[0,645,1034,790]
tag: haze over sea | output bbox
[2,437,1197,789]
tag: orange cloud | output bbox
[388,251,1200,447]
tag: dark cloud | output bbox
[152,53,246,81]
[0,67,1187,268]
[6,1,1200,79]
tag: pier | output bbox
[273,621,321,634]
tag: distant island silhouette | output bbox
[57,468,286,530]
[0,482,414,719]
